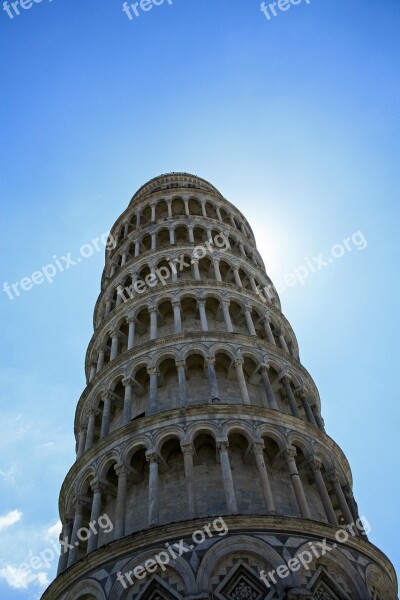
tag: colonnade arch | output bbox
[112,194,253,250]
[91,289,295,378]
[61,419,359,574]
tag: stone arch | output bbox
[122,437,151,463]
[223,421,256,442]
[197,535,288,593]
[109,554,194,600]
[295,540,369,597]
[64,579,106,600]
[366,562,397,600]
[97,450,121,480]
[154,426,185,453]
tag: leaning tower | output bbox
[42,173,397,600]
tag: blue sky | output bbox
[0,0,399,597]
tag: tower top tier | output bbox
[128,172,224,206]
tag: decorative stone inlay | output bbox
[230,580,259,600]
[313,591,334,600]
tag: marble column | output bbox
[329,473,354,526]
[222,301,234,332]
[77,427,87,459]
[201,202,207,218]
[259,365,278,410]
[249,276,258,294]
[57,519,73,574]
[343,485,366,536]
[114,463,128,538]
[110,332,120,361]
[104,297,112,318]
[213,259,222,282]
[100,393,111,438]
[151,232,156,251]
[181,443,196,518]
[285,447,311,519]
[134,239,140,257]
[89,361,97,382]
[172,300,182,333]
[233,267,242,287]
[234,359,250,405]
[87,481,105,554]
[307,459,338,526]
[146,452,159,526]
[84,409,96,451]
[148,367,158,414]
[184,198,190,216]
[299,390,317,426]
[192,258,201,280]
[171,259,178,282]
[206,357,220,402]
[282,376,301,418]
[169,228,175,245]
[188,226,195,243]
[217,441,238,513]
[149,308,158,340]
[176,360,187,407]
[167,201,172,218]
[262,316,276,345]
[252,443,275,513]
[122,378,133,425]
[67,499,84,567]
[278,330,290,354]
[244,307,257,336]
[198,299,209,331]
[116,285,124,306]
[151,203,156,222]
[311,405,326,432]
[216,206,222,222]
[96,346,105,373]
[127,317,135,350]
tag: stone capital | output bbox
[307,458,322,472]
[90,480,107,494]
[284,446,297,460]
[114,462,129,477]
[180,443,194,456]
[147,366,158,376]
[175,360,186,369]
[145,451,159,464]
[217,440,229,453]
[251,442,265,456]
[205,356,216,366]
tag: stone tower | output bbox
[42,173,397,600]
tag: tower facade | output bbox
[42,173,397,600]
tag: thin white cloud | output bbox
[0,465,17,483]
[0,565,49,589]
[44,520,61,542]
[0,509,23,531]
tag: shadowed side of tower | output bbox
[41,173,397,600]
